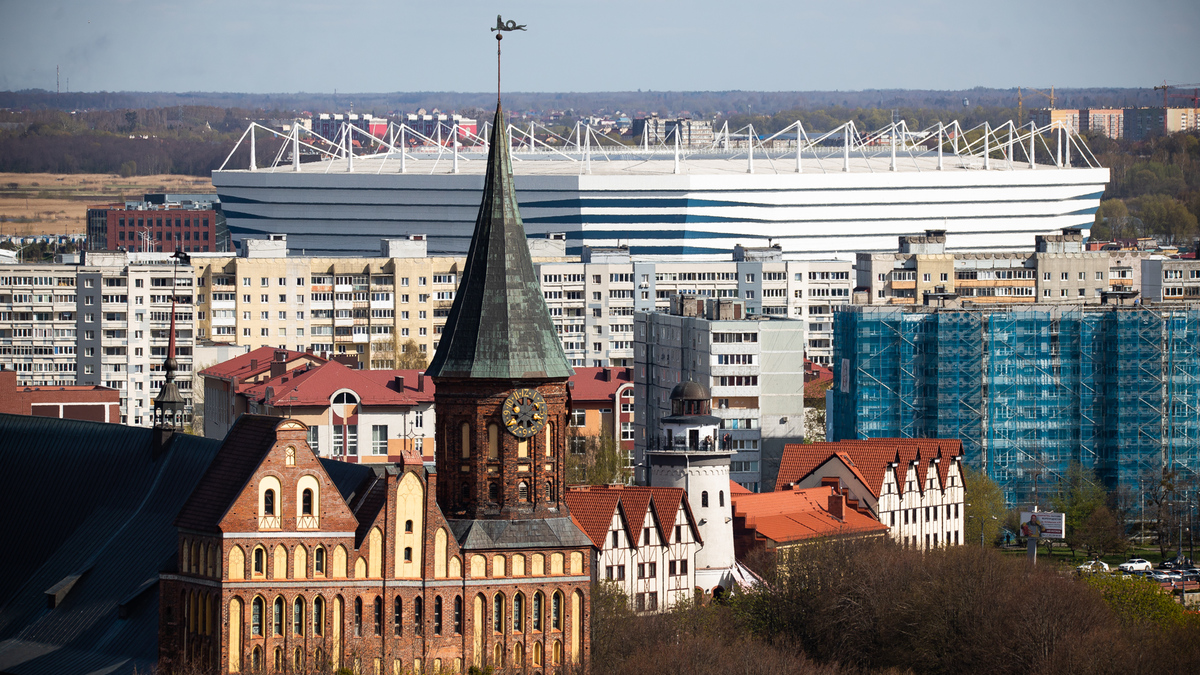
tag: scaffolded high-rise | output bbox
[830,304,1200,506]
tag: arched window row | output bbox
[180,537,220,578]
[245,594,331,639]
[231,543,345,580]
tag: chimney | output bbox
[395,375,405,391]
[827,491,844,521]
[270,356,287,379]
[250,358,258,373]
[602,368,612,382]
[417,373,425,392]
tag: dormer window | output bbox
[302,489,313,516]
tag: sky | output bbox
[0,0,1197,94]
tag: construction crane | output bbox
[1153,81,1200,108]
[1017,86,1055,124]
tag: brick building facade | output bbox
[159,102,592,674]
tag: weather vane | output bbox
[491,15,526,102]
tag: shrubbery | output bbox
[591,538,1200,675]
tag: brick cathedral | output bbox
[159,102,592,674]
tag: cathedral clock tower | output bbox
[426,103,577,522]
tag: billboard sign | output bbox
[1019,511,1064,539]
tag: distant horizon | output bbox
[0,85,1175,96]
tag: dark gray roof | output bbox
[425,104,573,381]
[448,517,592,551]
[0,414,219,675]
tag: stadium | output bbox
[212,118,1110,259]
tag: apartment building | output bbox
[856,229,1144,306]
[536,245,851,368]
[633,297,806,493]
[1124,107,1200,140]
[194,236,850,371]
[0,251,195,426]
[192,235,468,370]
[1081,108,1124,139]
[1142,254,1200,302]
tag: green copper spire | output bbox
[426,104,574,381]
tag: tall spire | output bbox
[154,258,187,432]
[426,104,573,381]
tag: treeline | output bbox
[0,87,1164,118]
[589,538,1200,675]
[0,107,285,176]
[1090,131,1200,246]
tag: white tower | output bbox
[646,381,736,595]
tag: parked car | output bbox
[1077,560,1110,574]
[1118,559,1153,572]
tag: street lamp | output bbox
[966,503,999,548]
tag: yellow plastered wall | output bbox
[293,545,307,579]
[332,544,347,578]
[434,528,447,578]
[569,552,583,575]
[550,552,564,575]
[395,472,424,578]
[492,555,506,577]
[272,545,287,580]
[258,475,282,523]
[228,545,244,580]
[354,557,366,579]
[448,556,461,578]
[512,554,526,576]
[368,527,383,578]
[531,553,545,576]
[471,555,486,578]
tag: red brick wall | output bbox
[0,370,30,415]
[433,379,571,521]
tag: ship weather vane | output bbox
[491,15,526,102]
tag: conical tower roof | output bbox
[426,104,573,381]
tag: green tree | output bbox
[1131,193,1199,245]
[566,431,630,485]
[1092,198,1131,239]
[395,338,428,370]
[1082,574,1188,628]
[1050,462,1109,557]
[963,464,1005,547]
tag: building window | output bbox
[404,547,413,563]
[393,597,403,636]
[263,489,275,516]
[313,596,324,636]
[354,597,362,636]
[405,519,414,533]
[374,596,383,636]
[551,592,562,631]
[701,491,709,508]
[372,425,388,454]
[272,596,283,635]
[434,596,443,635]
[454,595,464,634]
[293,597,304,635]
[489,482,499,502]
[314,547,325,575]
[414,596,423,635]
[532,592,543,632]
[302,488,313,516]
[252,597,264,636]
[518,481,529,502]
[570,409,586,426]
[513,593,524,632]
[493,594,504,633]
[253,547,265,575]
[307,425,319,454]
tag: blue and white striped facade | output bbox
[213,152,1108,260]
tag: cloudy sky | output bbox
[1,0,1196,93]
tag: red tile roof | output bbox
[775,439,963,497]
[729,480,751,494]
[732,485,888,544]
[564,484,698,549]
[357,369,436,403]
[247,360,417,407]
[198,346,324,381]
[568,367,632,403]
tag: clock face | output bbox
[502,388,548,438]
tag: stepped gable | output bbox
[425,103,573,381]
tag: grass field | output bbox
[0,173,214,237]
